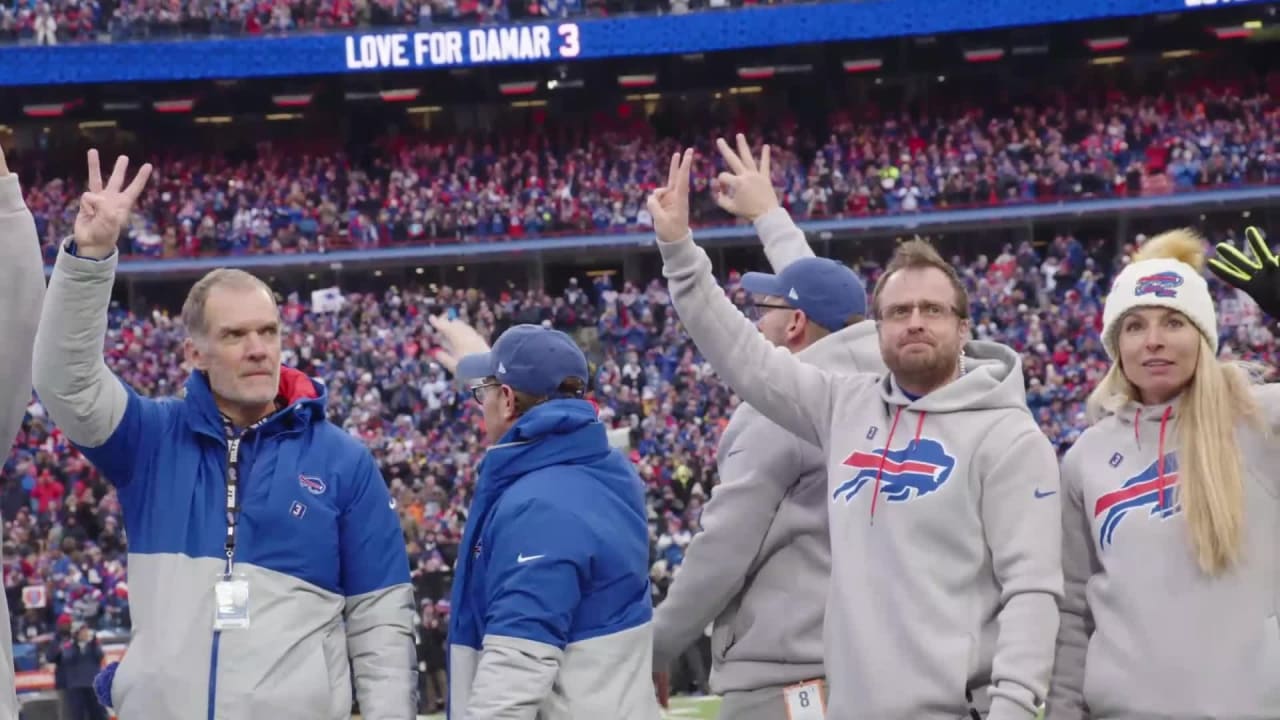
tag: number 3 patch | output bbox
[783,679,826,720]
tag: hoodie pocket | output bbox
[710,620,736,661]
[251,633,332,719]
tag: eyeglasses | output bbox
[741,301,794,323]
[879,301,963,323]
[469,381,501,403]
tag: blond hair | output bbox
[1089,228,1261,575]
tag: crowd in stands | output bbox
[9,80,1276,265]
[0,0,786,46]
[2,215,1276,709]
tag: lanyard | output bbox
[224,425,243,578]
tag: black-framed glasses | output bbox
[469,381,501,403]
[742,301,794,322]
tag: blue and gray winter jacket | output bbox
[33,242,417,720]
[448,399,661,720]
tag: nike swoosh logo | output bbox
[517,553,545,564]
[1034,489,1058,499]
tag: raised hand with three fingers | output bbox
[647,148,695,244]
[73,149,153,260]
[712,133,780,222]
[1208,226,1280,319]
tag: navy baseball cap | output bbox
[740,256,868,332]
[456,324,589,397]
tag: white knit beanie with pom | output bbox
[1101,229,1218,361]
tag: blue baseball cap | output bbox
[455,324,589,397]
[739,256,867,332]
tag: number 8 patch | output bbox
[783,679,826,720]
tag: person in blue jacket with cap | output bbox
[433,320,661,720]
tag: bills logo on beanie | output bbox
[1135,271,1184,298]
[1102,229,1218,361]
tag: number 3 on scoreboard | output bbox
[557,23,580,58]
[783,679,826,720]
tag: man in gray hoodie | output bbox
[0,143,49,719]
[652,137,885,720]
[649,148,1062,720]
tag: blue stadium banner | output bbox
[0,0,1266,86]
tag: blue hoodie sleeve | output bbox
[482,492,591,649]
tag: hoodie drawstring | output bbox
[869,407,927,523]
[1156,405,1173,511]
[1133,405,1174,510]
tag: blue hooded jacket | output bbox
[447,399,658,719]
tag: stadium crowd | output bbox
[2,212,1276,709]
[11,81,1275,265]
[0,0,790,46]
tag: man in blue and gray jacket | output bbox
[446,323,661,720]
[32,150,416,719]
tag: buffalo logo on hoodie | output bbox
[1094,453,1181,548]
[833,438,956,504]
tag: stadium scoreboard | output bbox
[344,24,581,70]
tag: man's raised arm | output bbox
[0,140,47,720]
[712,134,815,271]
[651,149,836,449]
[0,146,45,464]
[33,150,156,484]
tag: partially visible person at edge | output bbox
[430,317,661,720]
[31,150,416,720]
[650,136,885,720]
[1046,227,1280,720]
[648,148,1062,720]
[0,143,50,719]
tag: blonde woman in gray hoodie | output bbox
[1047,227,1280,720]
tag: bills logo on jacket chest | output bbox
[1094,452,1181,548]
[833,434,956,504]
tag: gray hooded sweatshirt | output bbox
[1047,383,1280,720]
[660,231,1062,720]
[0,173,46,720]
[652,208,885,694]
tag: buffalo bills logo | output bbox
[1094,453,1180,548]
[1134,271,1183,299]
[832,438,956,504]
[298,474,327,495]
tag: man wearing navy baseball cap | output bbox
[438,321,661,720]
[739,255,869,343]
[651,137,888,720]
